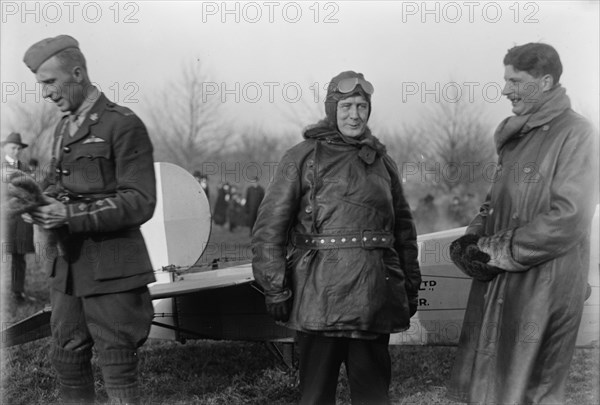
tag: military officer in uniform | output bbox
[23,35,156,405]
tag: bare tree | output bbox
[146,62,232,171]
[409,99,496,196]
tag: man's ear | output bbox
[72,66,84,83]
[541,73,554,92]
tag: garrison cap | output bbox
[23,35,79,73]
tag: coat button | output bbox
[63,146,71,153]
[62,169,70,176]
[307,159,314,168]
[542,125,550,131]
[489,208,494,215]
[305,206,313,214]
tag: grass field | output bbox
[1,224,598,404]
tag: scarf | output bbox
[493,85,571,152]
[302,119,386,165]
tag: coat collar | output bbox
[62,93,108,146]
[494,85,571,152]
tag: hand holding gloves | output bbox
[450,234,503,282]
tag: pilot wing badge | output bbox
[82,135,106,144]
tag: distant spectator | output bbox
[245,176,265,236]
[193,170,210,201]
[213,182,230,226]
[1,132,36,303]
[413,193,439,233]
[227,186,246,232]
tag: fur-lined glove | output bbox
[477,229,528,272]
[4,170,67,257]
[450,234,503,282]
[5,170,46,216]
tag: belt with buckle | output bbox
[292,231,394,250]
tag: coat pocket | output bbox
[85,230,153,281]
[63,144,112,193]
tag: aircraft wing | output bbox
[149,265,254,299]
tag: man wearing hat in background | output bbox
[252,71,421,404]
[22,35,156,404]
[1,132,36,302]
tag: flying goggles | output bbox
[334,77,374,95]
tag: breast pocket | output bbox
[63,143,112,193]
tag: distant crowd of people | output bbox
[193,171,265,235]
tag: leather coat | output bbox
[252,128,421,334]
[448,89,598,404]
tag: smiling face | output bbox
[336,95,370,137]
[35,56,85,113]
[502,64,553,116]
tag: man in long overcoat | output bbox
[448,43,598,405]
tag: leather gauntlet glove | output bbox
[450,234,503,282]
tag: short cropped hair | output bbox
[503,43,562,85]
[54,47,87,73]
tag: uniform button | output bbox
[512,213,519,220]
[542,125,550,131]
[307,159,314,167]
[331,239,336,243]
[63,146,71,153]
[62,169,70,176]
[320,239,325,244]
[372,237,377,241]
[55,168,61,174]
[497,298,504,304]
[489,208,495,215]
[341,238,346,243]
[305,206,312,214]
[382,238,387,242]
[352,238,357,242]
[524,167,532,174]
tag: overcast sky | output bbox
[1,1,599,137]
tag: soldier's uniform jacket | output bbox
[47,93,156,297]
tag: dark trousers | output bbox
[297,331,391,405]
[50,287,154,401]
[10,253,26,293]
